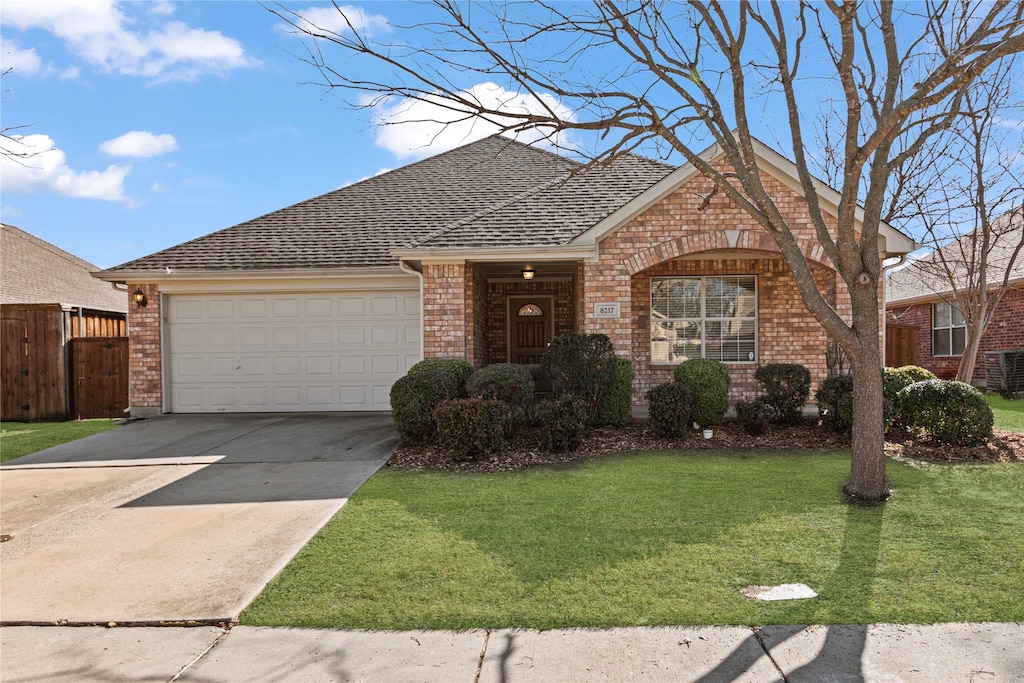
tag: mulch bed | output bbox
[388,420,1024,473]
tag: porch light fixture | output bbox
[521,268,536,280]
[133,287,147,307]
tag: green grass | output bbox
[241,451,1024,630]
[987,394,1024,433]
[0,420,117,463]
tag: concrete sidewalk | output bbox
[1,622,1021,682]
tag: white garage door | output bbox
[167,291,420,412]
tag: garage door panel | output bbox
[169,290,418,412]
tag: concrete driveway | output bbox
[0,413,396,625]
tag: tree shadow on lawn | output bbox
[696,502,885,681]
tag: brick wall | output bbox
[582,170,854,410]
[466,264,489,367]
[127,283,162,416]
[886,286,1024,382]
[423,263,468,360]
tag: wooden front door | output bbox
[509,297,553,364]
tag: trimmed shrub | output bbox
[595,358,634,427]
[735,398,771,436]
[541,334,617,426]
[673,359,730,427]
[433,397,508,460]
[407,358,474,395]
[883,365,938,427]
[522,363,552,397]
[538,396,589,453]
[390,370,461,443]
[898,379,994,446]
[465,363,535,431]
[816,374,854,434]
[755,363,811,425]
[645,382,694,438]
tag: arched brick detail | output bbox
[623,230,830,275]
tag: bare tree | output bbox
[0,68,38,163]
[890,63,1023,383]
[270,0,1024,502]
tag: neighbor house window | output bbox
[932,302,966,356]
[651,276,757,364]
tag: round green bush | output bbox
[433,397,508,460]
[815,374,854,434]
[465,363,535,432]
[389,370,460,443]
[645,382,694,438]
[538,396,589,453]
[898,379,994,446]
[754,363,811,425]
[673,359,730,427]
[883,365,938,409]
[596,358,634,427]
[407,358,475,395]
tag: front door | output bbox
[509,296,553,364]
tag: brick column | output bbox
[422,263,468,360]
[127,283,162,417]
[581,261,633,356]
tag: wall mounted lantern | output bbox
[133,287,148,307]
[521,268,536,280]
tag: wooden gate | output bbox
[886,323,920,368]
[70,337,129,419]
[1,307,67,421]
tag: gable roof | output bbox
[887,207,1024,305]
[1,224,127,313]
[99,135,672,278]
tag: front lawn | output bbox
[241,451,1024,630]
[0,420,117,463]
[988,394,1024,433]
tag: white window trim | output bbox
[650,275,758,365]
[932,301,966,357]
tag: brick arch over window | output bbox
[622,230,829,276]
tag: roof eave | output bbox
[393,244,597,262]
[93,265,408,283]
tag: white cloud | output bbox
[99,131,178,158]
[284,5,390,37]
[0,38,43,74]
[1,134,130,201]
[0,0,254,82]
[372,83,578,161]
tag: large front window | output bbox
[932,301,966,356]
[651,276,757,363]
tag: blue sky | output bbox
[1,1,477,269]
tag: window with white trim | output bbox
[932,301,966,356]
[651,276,757,364]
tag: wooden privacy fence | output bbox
[1,304,127,421]
[886,323,920,368]
[69,337,129,419]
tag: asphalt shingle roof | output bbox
[887,207,1024,303]
[105,135,673,274]
[1,224,128,313]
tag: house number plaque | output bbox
[594,302,621,319]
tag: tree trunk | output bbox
[844,286,890,503]
[956,330,983,384]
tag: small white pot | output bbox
[702,429,714,440]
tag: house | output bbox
[95,135,915,417]
[885,208,1024,383]
[1,224,129,421]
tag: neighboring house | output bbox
[1,224,129,421]
[885,208,1024,383]
[95,135,915,417]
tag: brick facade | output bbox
[127,283,162,417]
[418,171,876,412]
[886,287,1024,382]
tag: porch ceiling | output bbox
[475,260,579,280]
